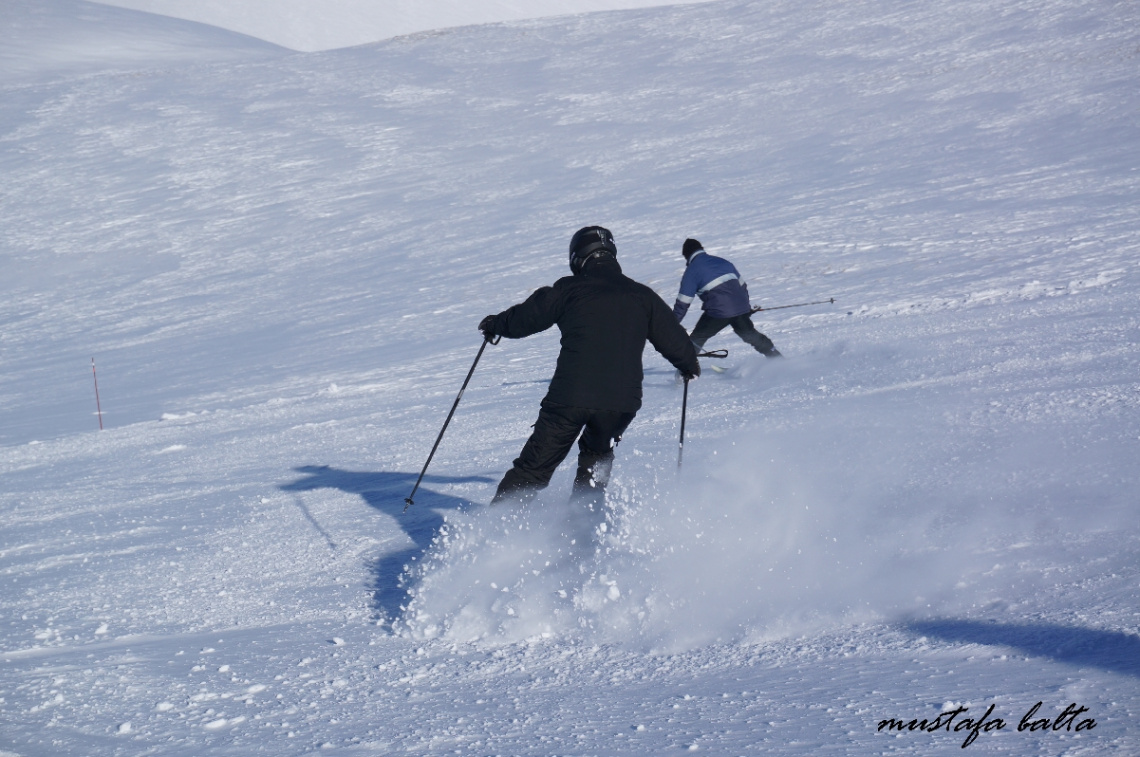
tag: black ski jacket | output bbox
[488,257,699,412]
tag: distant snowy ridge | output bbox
[90,0,721,52]
[0,0,284,82]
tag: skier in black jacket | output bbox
[479,226,700,505]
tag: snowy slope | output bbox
[89,0,722,52]
[2,0,1139,754]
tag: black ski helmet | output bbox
[568,226,617,274]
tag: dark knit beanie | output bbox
[682,238,703,260]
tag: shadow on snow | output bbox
[279,465,492,621]
[906,619,1140,678]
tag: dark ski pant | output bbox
[492,400,635,507]
[689,312,780,357]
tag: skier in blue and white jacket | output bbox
[672,238,781,358]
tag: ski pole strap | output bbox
[697,349,728,359]
[751,297,835,313]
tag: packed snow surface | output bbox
[2,0,1139,754]
[89,0,722,51]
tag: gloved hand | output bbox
[682,363,701,381]
[478,315,498,340]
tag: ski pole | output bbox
[751,297,835,313]
[91,357,104,430]
[675,352,721,469]
[678,377,690,469]
[404,335,499,512]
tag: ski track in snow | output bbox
[2,0,1139,753]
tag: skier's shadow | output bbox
[279,465,492,621]
[905,619,1140,678]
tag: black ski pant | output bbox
[492,400,635,506]
[689,312,780,357]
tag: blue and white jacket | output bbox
[672,249,752,321]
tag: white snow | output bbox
[2,0,1139,754]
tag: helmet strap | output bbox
[572,248,614,273]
